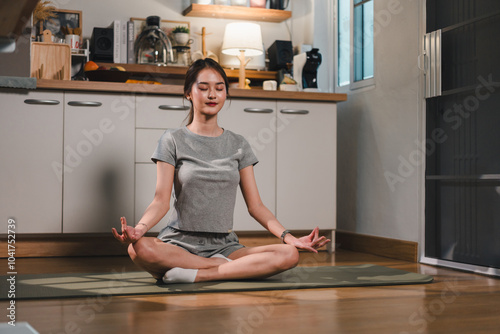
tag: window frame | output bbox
[335,0,375,92]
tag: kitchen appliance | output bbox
[301,48,322,90]
[134,16,173,65]
[267,40,293,71]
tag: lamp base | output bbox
[237,50,251,89]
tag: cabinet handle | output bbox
[67,101,103,107]
[244,108,274,114]
[158,105,190,111]
[280,109,310,115]
[24,99,60,105]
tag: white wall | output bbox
[335,0,423,242]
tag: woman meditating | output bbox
[112,58,330,284]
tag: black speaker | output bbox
[267,40,293,71]
[90,27,114,62]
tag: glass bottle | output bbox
[135,16,173,65]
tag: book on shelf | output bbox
[109,20,136,64]
[127,21,135,64]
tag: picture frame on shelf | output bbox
[130,17,190,44]
[37,9,82,41]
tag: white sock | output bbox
[162,267,198,284]
[210,254,232,262]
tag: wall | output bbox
[334,0,423,242]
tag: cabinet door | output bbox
[218,99,276,231]
[0,90,63,233]
[63,92,135,233]
[276,101,337,230]
[136,95,189,129]
[135,95,188,231]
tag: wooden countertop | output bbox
[36,79,347,103]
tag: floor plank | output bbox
[2,250,500,334]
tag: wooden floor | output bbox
[3,250,500,334]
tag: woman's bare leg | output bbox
[128,237,228,279]
[194,244,299,282]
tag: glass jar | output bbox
[134,16,174,65]
[173,46,192,66]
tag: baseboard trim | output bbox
[336,231,418,262]
[1,230,335,258]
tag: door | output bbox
[424,1,500,269]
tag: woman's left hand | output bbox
[286,227,330,253]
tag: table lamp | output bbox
[221,22,263,89]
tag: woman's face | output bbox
[187,68,227,120]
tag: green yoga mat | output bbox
[1,264,433,300]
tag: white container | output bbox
[192,0,213,4]
[230,0,247,6]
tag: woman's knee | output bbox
[128,238,159,264]
[278,245,299,270]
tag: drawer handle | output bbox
[67,101,102,107]
[244,108,274,114]
[158,105,190,111]
[24,99,60,105]
[280,109,309,115]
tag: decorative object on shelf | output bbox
[36,8,82,42]
[172,26,190,45]
[214,0,230,4]
[134,16,174,65]
[221,22,263,89]
[192,0,213,4]
[191,27,218,63]
[250,0,266,8]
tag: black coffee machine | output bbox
[302,48,322,90]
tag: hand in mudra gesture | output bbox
[286,227,330,253]
[112,217,145,244]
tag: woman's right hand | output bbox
[111,217,145,244]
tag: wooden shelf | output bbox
[182,4,291,23]
[96,62,277,81]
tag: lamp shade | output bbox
[221,22,264,57]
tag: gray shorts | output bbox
[157,226,245,258]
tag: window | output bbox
[337,0,374,89]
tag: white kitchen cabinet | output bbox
[62,92,135,233]
[219,99,277,231]
[276,101,337,231]
[0,90,64,233]
[135,95,189,231]
[136,94,190,129]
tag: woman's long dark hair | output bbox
[184,58,230,125]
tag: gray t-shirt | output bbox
[151,126,258,233]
